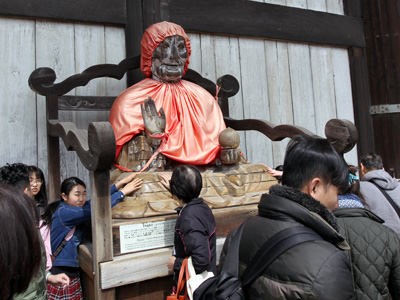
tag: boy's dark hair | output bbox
[0,163,29,192]
[0,184,41,300]
[170,165,202,203]
[360,153,383,171]
[27,165,48,210]
[282,135,348,192]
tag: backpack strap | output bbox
[219,222,246,277]
[52,226,76,258]
[369,180,400,218]
[241,225,322,288]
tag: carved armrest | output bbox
[224,117,317,141]
[29,56,140,96]
[48,120,115,171]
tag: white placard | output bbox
[119,219,176,254]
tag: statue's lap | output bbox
[111,163,277,219]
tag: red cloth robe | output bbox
[109,21,226,165]
[109,78,226,165]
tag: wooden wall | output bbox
[0,17,126,196]
[362,0,400,176]
[0,0,358,193]
[187,0,357,166]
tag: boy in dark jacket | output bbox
[221,135,354,300]
[167,165,217,280]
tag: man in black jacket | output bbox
[221,135,354,299]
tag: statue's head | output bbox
[141,22,191,82]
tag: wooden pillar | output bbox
[360,0,400,176]
[343,0,375,158]
[46,95,60,201]
[90,170,115,300]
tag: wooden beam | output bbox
[100,238,226,289]
[343,0,375,156]
[90,170,115,299]
[0,0,126,25]
[126,0,146,85]
[153,0,365,48]
[46,95,60,202]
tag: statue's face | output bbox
[151,35,188,82]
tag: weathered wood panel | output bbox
[264,0,293,166]
[0,18,37,166]
[160,0,365,47]
[36,21,77,187]
[361,0,400,175]
[326,0,358,165]
[1,17,126,190]
[186,0,357,167]
[0,0,127,25]
[74,24,107,191]
[1,0,358,184]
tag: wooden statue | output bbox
[108,22,274,218]
[109,22,241,172]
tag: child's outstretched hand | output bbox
[159,173,172,191]
[265,166,283,177]
[120,178,143,196]
[115,172,138,190]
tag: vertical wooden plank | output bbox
[343,0,375,157]
[125,0,145,86]
[239,36,273,165]
[200,34,217,81]
[46,95,61,203]
[0,17,37,166]
[327,0,358,165]
[286,0,316,133]
[74,23,107,194]
[237,0,273,165]
[264,0,293,166]
[36,21,77,192]
[105,26,127,98]
[214,36,247,157]
[90,170,115,300]
[186,33,202,74]
[307,0,337,137]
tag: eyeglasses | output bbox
[29,178,43,184]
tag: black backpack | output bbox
[193,222,322,300]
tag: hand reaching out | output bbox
[120,178,143,196]
[265,166,283,177]
[115,172,138,190]
[159,173,172,190]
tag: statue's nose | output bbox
[168,44,179,60]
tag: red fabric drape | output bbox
[109,78,225,164]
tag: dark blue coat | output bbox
[173,198,216,278]
[51,184,124,268]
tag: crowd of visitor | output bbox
[1,136,400,299]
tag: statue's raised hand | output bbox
[140,97,166,136]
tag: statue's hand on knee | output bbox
[220,148,241,165]
[219,128,242,165]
